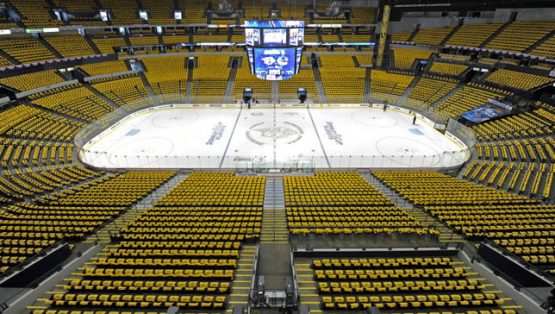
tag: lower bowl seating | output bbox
[31,173,264,312]
[0,12,553,314]
[301,255,517,313]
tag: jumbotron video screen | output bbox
[245,20,304,81]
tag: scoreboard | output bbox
[245,20,304,81]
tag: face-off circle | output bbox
[283,111,300,116]
[108,137,176,166]
[150,111,199,128]
[246,121,304,146]
[375,137,443,166]
[351,109,399,128]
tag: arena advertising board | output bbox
[460,99,512,124]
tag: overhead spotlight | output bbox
[99,9,110,22]
[138,10,148,21]
[297,88,307,103]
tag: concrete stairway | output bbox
[83,83,122,111]
[260,209,288,244]
[186,62,194,103]
[261,177,287,244]
[84,172,189,244]
[25,172,115,203]
[363,171,464,243]
[362,172,413,208]
[430,82,463,108]
[84,35,101,54]
[223,57,239,103]
[311,57,328,103]
[25,101,89,124]
[137,72,160,105]
[122,36,132,47]
[37,35,63,59]
[440,21,463,46]
[526,29,555,53]
[0,50,20,65]
[480,20,512,48]
[257,177,292,294]
[27,172,191,312]
[404,207,465,243]
[396,74,422,107]
[227,244,257,309]
[363,68,371,103]
[293,258,320,311]
[407,25,420,42]
[263,177,285,210]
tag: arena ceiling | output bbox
[390,0,555,9]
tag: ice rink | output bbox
[80,105,469,169]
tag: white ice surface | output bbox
[81,107,239,168]
[310,108,467,168]
[224,109,327,168]
[80,106,469,169]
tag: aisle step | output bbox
[83,172,189,244]
[228,244,257,307]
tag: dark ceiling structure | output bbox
[390,0,555,10]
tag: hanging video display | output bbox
[244,20,305,47]
[245,20,304,81]
[252,48,296,81]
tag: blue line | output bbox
[219,107,242,168]
[307,107,331,168]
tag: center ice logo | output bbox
[257,126,296,139]
[246,121,303,146]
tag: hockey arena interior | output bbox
[0,0,554,313]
